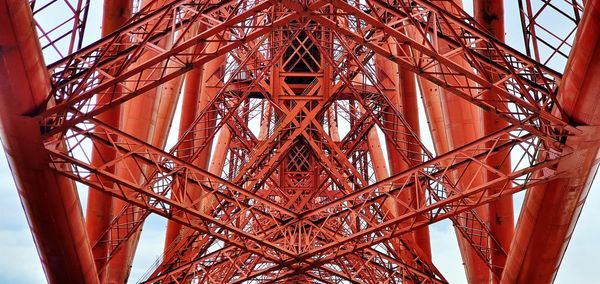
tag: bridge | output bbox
[0,0,595,283]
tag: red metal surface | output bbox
[163,52,204,249]
[2,0,600,283]
[503,1,600,282]
[518,0,583,66]
[85,0,131,280]
[475,0,514,280]
[0,0,98,282]
[415,0,490,281]
[30,0,91,59]
[377,44,432,260]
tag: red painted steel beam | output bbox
[164,24,271,248]
[398,66,432,259]
[163,52,203,249]
[366,116,437,273]
[86,11,307,271]
[423,2,489,281]
[154,127,231,279]
[303,7,503,279]
[474,0,514,280]
[108,2,208,281]
[162,59,230,254]
[193,55,226,170]
[0,0,99,283]
[108,0,174,280]
[223,126,560,281]
[85,0,131,279]
[20,0,592,281]
[356,0,491,280]
[84,3,283,267]
[311,0,568,143]
[375,48,433,260]
[46,130,298,264]
[502,2,600,283]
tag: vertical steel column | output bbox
[107,1,171,281]
[376,46,431,259]
[193,52,226,170]
[398,64,431,259]
[150,24,207,152]
[163,56,204,249]
[0,0,98,282]
[412,0,490,281]
[414,1,490,279]
[259,103,272,140]
[151,73,184,148]
[163,38,225,249]
[474,0,513,280]
[85,0,131,280]
[503,2,600,282]
[367,126,390,183]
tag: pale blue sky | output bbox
[0,0,598,283]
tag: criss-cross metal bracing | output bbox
[1,0,598,283]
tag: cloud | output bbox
[554,180,600,283]
[0,229,46,283]
[430,220,468,283]
[129,216,167,282]
[0,151,46,284]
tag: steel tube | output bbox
[503,2,600,283]
[474,0,514,280]
[163,60,203,248]
[108,1,172,281]
[85,0,132,280]
[415,0,490,278]
[0,0,99,282]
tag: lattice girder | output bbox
[32,0,584,282]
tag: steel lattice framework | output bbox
[1,0,597,283]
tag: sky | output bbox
[0,0,598,283]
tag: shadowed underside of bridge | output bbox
[0,0,598,283]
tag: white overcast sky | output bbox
[1,0,599,283]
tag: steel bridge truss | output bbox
[16,0,589,282]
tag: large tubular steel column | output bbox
[366,112,434,270]
[145,36,187,250]
[474,0,513,279]
[108,68,160,282]
[150,25,206,151]
[163,41,224,248]
[85,0,131,279]
[398,66,431,259]
[189,49,226,207]
[151,73,184,148]
[0,0,99,283]
[161,30,229,256]
[376,48,432,259]
[418,68,490,284]
[108,0,171,281]
[366,124,407,255]
[163,60,203,249]
[416,1,489,281]
[503,2,600,283]
[193,52,226,170]
[366,124,404,225]
[154,125,231,277]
